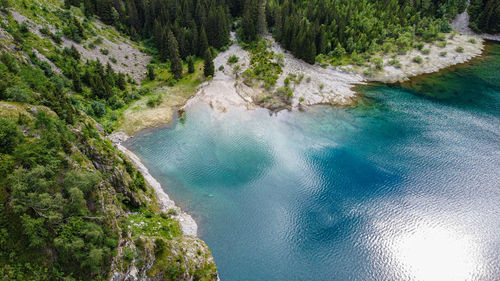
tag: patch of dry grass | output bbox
[117,61,204,135]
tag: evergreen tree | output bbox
[69,45,80,60]
[147,64,156,80]
[187,56,195,73]
[160,29,169,62]
[167,30,183,79]
[72,70,82,92]
[306,41,316,64]
[83,0,95,17]
[198,27,209,57]
[116,73,126,90]
[203,49,214,77]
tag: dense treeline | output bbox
[75,0,232,70]
[469,0,500,34]
[240,0,468,63]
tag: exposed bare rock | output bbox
[451,5,500,41]
[367,34,484,83]
[9,10,150,82]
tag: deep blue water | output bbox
[126,44,500,281]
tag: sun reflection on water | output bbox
[390,224,481,281]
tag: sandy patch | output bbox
[182,39,254,113]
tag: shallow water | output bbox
[126,44,500,281]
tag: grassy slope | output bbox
[0,1,216,280]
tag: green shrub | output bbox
[412,56,423,64]
[468,38,476,44]
[0,0,10,10]
[0,118,22,154]
[388,59,401,68]
[331,43,346,58]
[1,52,19,73]
[227,55,239,65]
[134,171,146,190]
[52,32,62,44]
[147,65,156,80]
[146,94,162,108]
[416,42,425,50]
[421,48,430,55]
[167,208,178,216]
[284,77,290,86]
[439,51,447,57]
[5,84,33,102]
[455,46,464,53]
[437,34,446,41]
[100,49,109,55]
[296,74,304,83]
[19,22,29,34]
[372,57,384,70]
[154,238,166,255]
[93,37,103,45]
[440,21,452,33]
[232,64,241,74]
[437,41,447,48]
[108,95,125,109]
[91,101,106,117]
[39,26,50,36]
[123,247,134,261]
[276,53,284,65]
[350,51,364,66]
[363,69,374,76]
[382,42,393,53]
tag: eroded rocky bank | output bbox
[181,33,484,115]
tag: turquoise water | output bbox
[126,44,500,281]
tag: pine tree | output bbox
[187,56,195,73]
[116,73,126,90]
[69,45,80,60]
[203,49,214,77]
[215,6,229,48]
[167,30,183,79]
[83,0,95,17]
[306,41,316,64]
[241,8,257,42]
[160,29,169,62]
[147,64,156,80]
[198,27,209,57]
[72,70,82,92]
